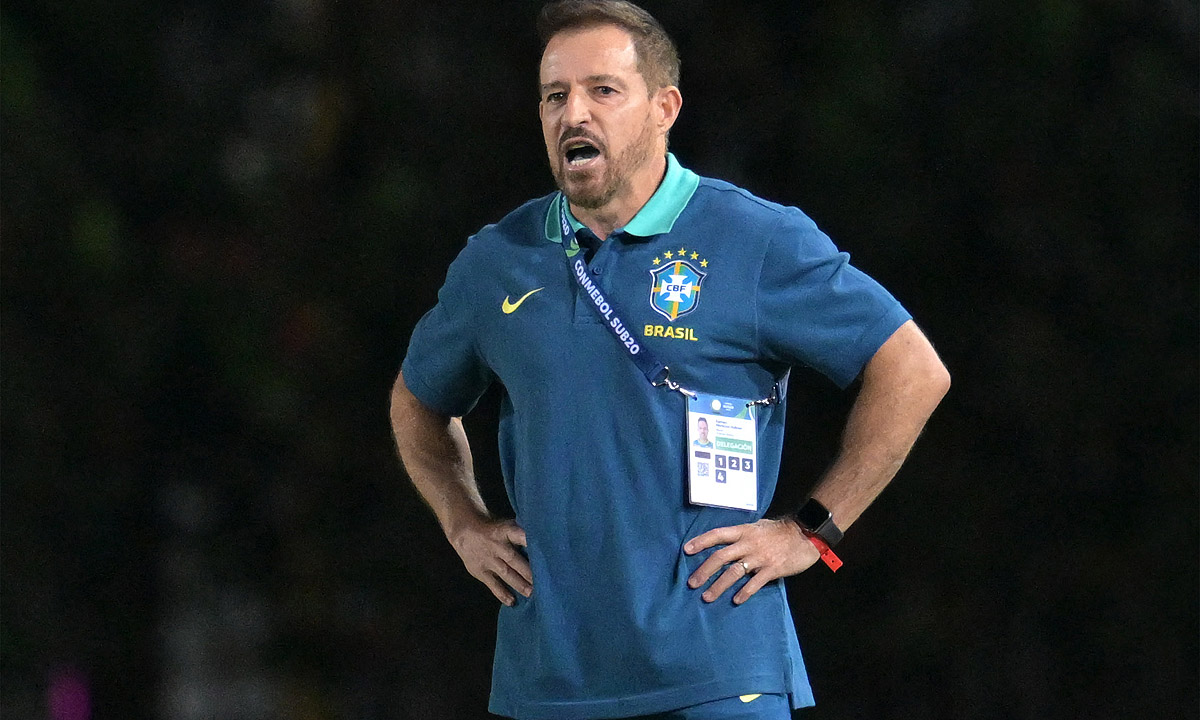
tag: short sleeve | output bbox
[757,209,911,388]
[401,246,494,416]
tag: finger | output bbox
[733,569,774,605]
[683,525,743,555]
[688,545,740,588]
[488,548,532,595]
[507,554,534,590]
[480,572,516,607]
[505,524,528,547]
[701,563,748,603]
[493,537,533,586]
[499,563,533,598]
[497,552,533,596]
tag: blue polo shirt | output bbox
[402,154,911,720]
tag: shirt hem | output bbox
[831,306,912,389]
[488,674,813,720]
[400,359,473,417]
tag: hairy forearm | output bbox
[391,372,533,605]
[809,321,950,531]
[390,371,489,538]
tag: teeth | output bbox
[565,143,598,165]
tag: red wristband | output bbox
[803,530,843,572]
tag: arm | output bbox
[685,320,950,603]
[807,319,951,529]
[390,370,532,606]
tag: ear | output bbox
[653,85,683,134]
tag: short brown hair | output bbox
[538,0,681,92]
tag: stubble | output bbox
[551,115,657,210]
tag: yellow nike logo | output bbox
[740,694,762,703]
[501,287,544,314]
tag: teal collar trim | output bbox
[544,153,699,243]
[623,153,699,237]
[544,194,585,244]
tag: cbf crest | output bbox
[649,254,707,321]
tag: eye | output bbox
[545,91,566,103]
[595,86,616,95]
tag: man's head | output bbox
[537,1,682,211]
[697,417,708,441]
[538,0,680,91]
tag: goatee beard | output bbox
[562,167,624,209]
[553,119,656,210]
[553,157,623,209]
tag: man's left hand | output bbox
[684,517,820,604]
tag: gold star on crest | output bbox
[690,251,699,260]
[700,259,709,267]
[652,256,660,264]
[664,250,674,259]
[678,246,686,255]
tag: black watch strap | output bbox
[794,498,844,548]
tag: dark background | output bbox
[2,1,1196,719]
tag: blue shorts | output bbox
[626,693,791,720]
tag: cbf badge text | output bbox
[649,259,706,321]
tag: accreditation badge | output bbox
[686,392,759,512]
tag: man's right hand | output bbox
[447,517,532,606]
[391,372,532,607]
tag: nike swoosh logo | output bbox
[501,287,545,314]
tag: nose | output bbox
[563,89,591,127]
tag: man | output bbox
[390,2,950,718]
[693,417,713,448]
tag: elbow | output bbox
[917,350,951,406]
[930,360,951,401]
[909,325,950,402]
[901,337,951,406]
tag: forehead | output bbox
[539,24,641,84]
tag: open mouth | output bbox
[564,141,601,166]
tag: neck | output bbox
[571,153,667,240]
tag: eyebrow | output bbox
[539,74,627,94]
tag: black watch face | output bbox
[796,501,831,531]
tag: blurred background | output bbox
[1,1,1196,718]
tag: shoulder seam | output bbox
[694,180,792,216]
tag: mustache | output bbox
[558,128,605,153]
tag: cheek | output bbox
[540,116,558,147]
[542,133,559,159]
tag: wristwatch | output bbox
[793,498,844,548]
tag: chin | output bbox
[559,176,601,204]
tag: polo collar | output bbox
[544,153,699,243]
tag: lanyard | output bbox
[559,197,696,398]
